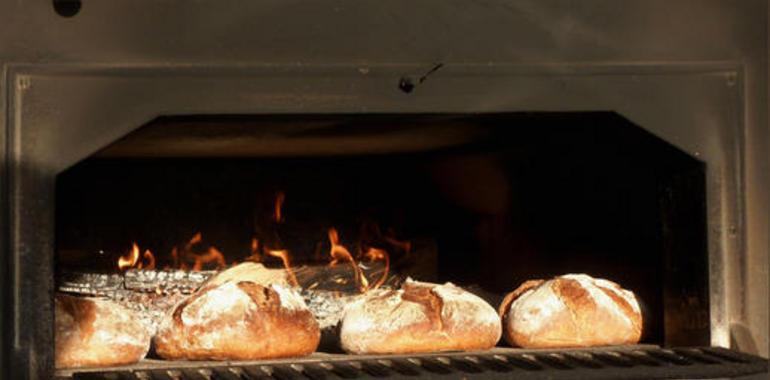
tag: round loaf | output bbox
[499,274,642,348]
[153,280,320,360]
[55,294,152,368]
[204,262,289,288]
[340,279,501,354]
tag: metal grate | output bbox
[61,346,767,380]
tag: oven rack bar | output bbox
[59,346,767,380]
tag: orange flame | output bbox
[163,232,227,271]
[187,232,203,249]
[118,243,157,271]
[118,243,141,270]
[364,247,390,290]
[170,247,187,270]
[274,192,286,223]
[245,238,262,262]
[191,246,227,271]
[267,249,299,287]
[328,228,369,292]
[139,249,156,270]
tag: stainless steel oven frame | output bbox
[0,1,767,378]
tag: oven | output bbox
[1,1,768,379]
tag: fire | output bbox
[274,191,286,223]
[267,249,299,287]
[328,228,371,292]
[118,243,141,270]
[112,189,395,293]
[163,232,228,271]
[140,249,156,270]
[245,238,262,262]
[117,243,156,271]
[191,246,226,271]
[364,247,390,289]
[182,232,227,271]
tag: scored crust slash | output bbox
[500,274,643,348]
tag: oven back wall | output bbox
[0,0,767,378]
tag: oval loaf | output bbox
[499,274,642,348]
[340,279,501,354]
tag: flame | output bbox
[164,232,227,271]
[245,238,262,262]
[191,246,227,271]
[328,228,369,292]
[187,232,203,249]
[267,249,299,287]
[118,243,141,270]
[274,192,286,223]
[364,247,390,290]
[117,243,157,271]
[170,247,187,270]
[112,188,401,286]
[139,249,156,270]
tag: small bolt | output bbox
[398,77,415,94]
[726,73,737,87]
[17,76,31,90]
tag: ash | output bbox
[57,269,389,335]
[301,289,357,330]
[57,269,217,329]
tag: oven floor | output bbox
[55,345,767,379]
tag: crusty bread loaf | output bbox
[499,274,642,348]
[204,262,289,288]
[153,279,320,360]
[340,279,501,354]
[55,294,152,368]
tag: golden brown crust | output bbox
[154,281,320,360]
[401,282,445,330]
[501,274,643,348]
[498,279,544,346]
[340,280,501,354]
[55,294,151,368]
[596,286,642,340]
[498,280,544,318]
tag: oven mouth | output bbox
[51,112,763,378]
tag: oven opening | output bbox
[54,112,759,378]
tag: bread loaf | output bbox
[204,262,289,288]
[55,294,152,368]
[340,279,501,354]
[153,279,320,360]
[499,274,642,348]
